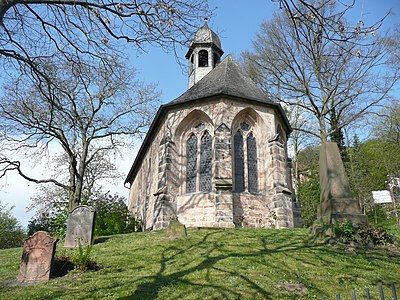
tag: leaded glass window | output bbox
[240,122,250,131]
[186,134,197,193]
[200,131,212,192]
[247,133,258,193]
[234,131,245,192]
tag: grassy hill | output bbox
[1,226,399,299]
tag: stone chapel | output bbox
[125,23,302,230]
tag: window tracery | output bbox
[233,121,258,193]
[200,131,212,192]
[185,122,213,193]
[234,131,245,192]
[186,133,197,193]
[247,133,258,193]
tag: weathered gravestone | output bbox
[166,216,187,240]
[64,205,96,248]
[318,142,368,225]
[17,231,58,283]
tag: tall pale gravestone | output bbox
[64,205,96,248]
[18,231,58,283]
[318,142,368,225]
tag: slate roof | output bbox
[125,55,291,185]
[170,55,276,106]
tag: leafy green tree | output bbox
[296,146,320,227]
[83,191,142,236]
[27,186,69,238]
[297,177,320,228]
[346,135,400,224]
[0,201,26,249]
[28,186,140,238]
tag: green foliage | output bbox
[367,204,398,228]
[27,210,68,240]
[298,178,320,227]
[333,220,356,239]
[356,225,394,246]
[83,191,142,235]
[296,146,320,227]
[332,221,394,246]
[346,136,400,219]
[28,188,142,238]
[70,242,94,272]
[0,201,26,249]
[27,187,69,239]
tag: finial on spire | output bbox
[204,17,208,24]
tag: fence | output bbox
[322,283,397,300]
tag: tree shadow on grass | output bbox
[117,230,333,299]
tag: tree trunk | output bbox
[68,156,77,211]
[73,141,89,208]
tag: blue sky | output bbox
[1,0,399,227]
[130,0,399,105]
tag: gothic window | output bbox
[247,133,258,193]
[234,131,245,192]
[185,123,213,193]
[200,131,212,192]
[186,133,197,193]
[233,122,258,193]
[198,50,208,67]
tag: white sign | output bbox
[372,190,392,204]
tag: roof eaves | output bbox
[124,104,167,185]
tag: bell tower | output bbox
[186,20,224,88]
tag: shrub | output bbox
[356,224,394,246]
[0,201,26,249]
[71,242,95,272]
[297,178,320,227]
[333,220,356,239]
[331,220,394,246]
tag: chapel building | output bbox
[125,23,302,230]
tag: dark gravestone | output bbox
[64,205,96,248]
[17,231,58,283]
[318,142,368,225]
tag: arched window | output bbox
[247,133,258,193]
[184,123,213,193]
[186,133,197,193]
[198,50,208,67]
[200,131,212,192]
[233,122,258,193]
[234,131,245,192]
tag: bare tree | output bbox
[272,0,390,49]
[243,0,399,144]
[0,57,160,210]
[0,0,211,81]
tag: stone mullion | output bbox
[243,131,249,192]
[195,132,201,192]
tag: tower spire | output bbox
[185,22,224,88]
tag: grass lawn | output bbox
[0,226,399,299]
